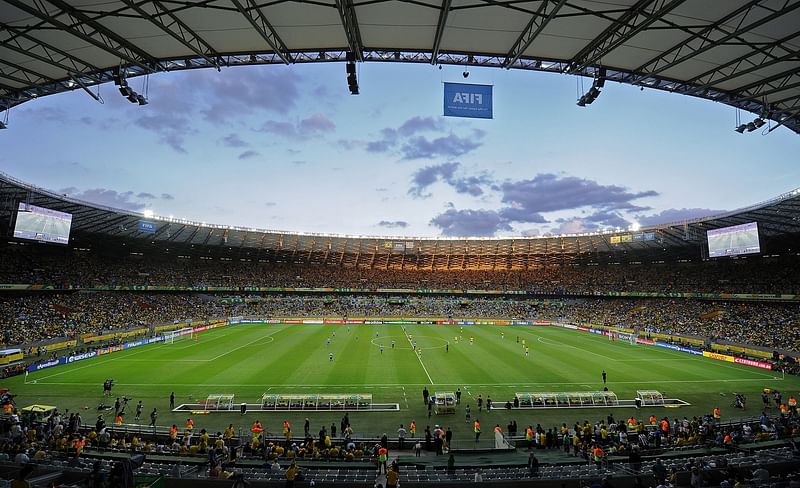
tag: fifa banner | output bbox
[444,83,493,119]
[138,221,157,234]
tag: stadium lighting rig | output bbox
[346,52,359,95]
[577,68,606,107]
[113,68,149,106]
[734,117,766,134]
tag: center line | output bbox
[402,327,433,385]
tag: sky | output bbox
[1,62,798,238]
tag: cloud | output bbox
[636,207,725,226]
[377,220,409,228]
[366,139,395,153]
[258,113,336,139]
[299,113,335,132]
[60,187,147,211]
[161,193,174,200]
[398,116,444,136]
[401,133,483,159]
[430,209,512,237]
[136,111,196,153]
[497,174,658,223]
[238,150,260,160]
[449,174,493,197]
[195,68,302,123]
[409,162,460,198]
[137,192,156,199]
[19,107,69,123]
[363,116,481,159]
[221,133,248,148]
[409,162,494,199]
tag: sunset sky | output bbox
[1,61,798,237]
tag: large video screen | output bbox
[13,203,72,245]
[707,222,760,258]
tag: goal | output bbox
[165,327,194,344]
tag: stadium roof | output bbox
[1,0,799,133]
[2,171,800,268]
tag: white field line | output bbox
[207,334,277,361]
[29,378,782,388]
[33,327,280,380]
[402,327,433,385]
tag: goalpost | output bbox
[165,327,195,344]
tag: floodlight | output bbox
[734,124,746,133]
[753,117,765,128]
[119,86,133,97]
[0,121,6,129]
[746,122,756,132]
[143,209,154,218]
[127,92,138,103]
[136,94,148,106]
[576,96,586,107]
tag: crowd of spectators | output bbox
[1,400,799,486]
[0,292,216,346]
[1,292,799,353]
[2,246,800,294]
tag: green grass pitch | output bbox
[8,323,797,448]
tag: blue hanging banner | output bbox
[443,82,493,119]
[138,221,157,233]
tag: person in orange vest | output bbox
[493,424,502,434]
[72,436,86,456]
[114,414,123,426]
[525,426,534,450]
[649,415,657,425]
[660,418,670,435]
[723,433,733,446]
[185,418,194,431]
[592,444,605,468]
[473,419,481,442]
[282,420,291,434]
[2,403,12,415]
[251,420,264,435]
[780,403,790,415]
[169,424,178,441]
[712,407,721,424]
[377,446,388,474]
[409,420,416,438]
[788,396,797,416]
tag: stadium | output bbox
[1,1,800,487]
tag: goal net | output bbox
[165,327,194,344]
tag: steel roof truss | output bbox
[504,0,567,68]
[685,31,800,92]
[0,23,103,81]
[121,0,220,68]
[335,0,364,61]
[3,0,160,72]
[568,0,685,73]
[230,0,293,64]
[632,0,790,82]
[430,0,452,64]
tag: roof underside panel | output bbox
[0,0,798,132]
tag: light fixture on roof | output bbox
[345,52,359,95]
[577,68,606,107]
[113,66,149,105]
